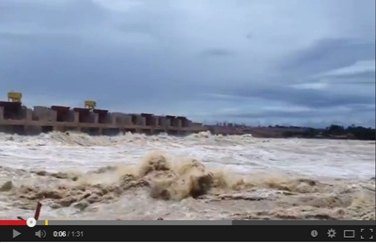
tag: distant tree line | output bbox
[283,124,375,140]
[324,124,375,140]
[211,121,375,140]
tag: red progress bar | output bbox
[0,220,27,226]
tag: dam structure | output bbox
[0,91,246,136]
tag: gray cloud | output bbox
[0,0,374,127]
[200,48,235,57]
[280,38,375,79]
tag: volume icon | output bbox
[35,229,46,238]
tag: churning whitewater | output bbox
[0,132,374,220]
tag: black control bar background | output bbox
[0,225,375,242]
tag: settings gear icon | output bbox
[327,228,336,238]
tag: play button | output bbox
[13,229,21,238]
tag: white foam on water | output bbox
[0,132,374,179]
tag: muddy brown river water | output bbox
[0,132,374,220]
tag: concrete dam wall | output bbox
[0,101,207,135]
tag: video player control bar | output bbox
[0,224,374,241]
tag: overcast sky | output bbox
[0,0,375,127]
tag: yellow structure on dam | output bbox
[7,91,22,103]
